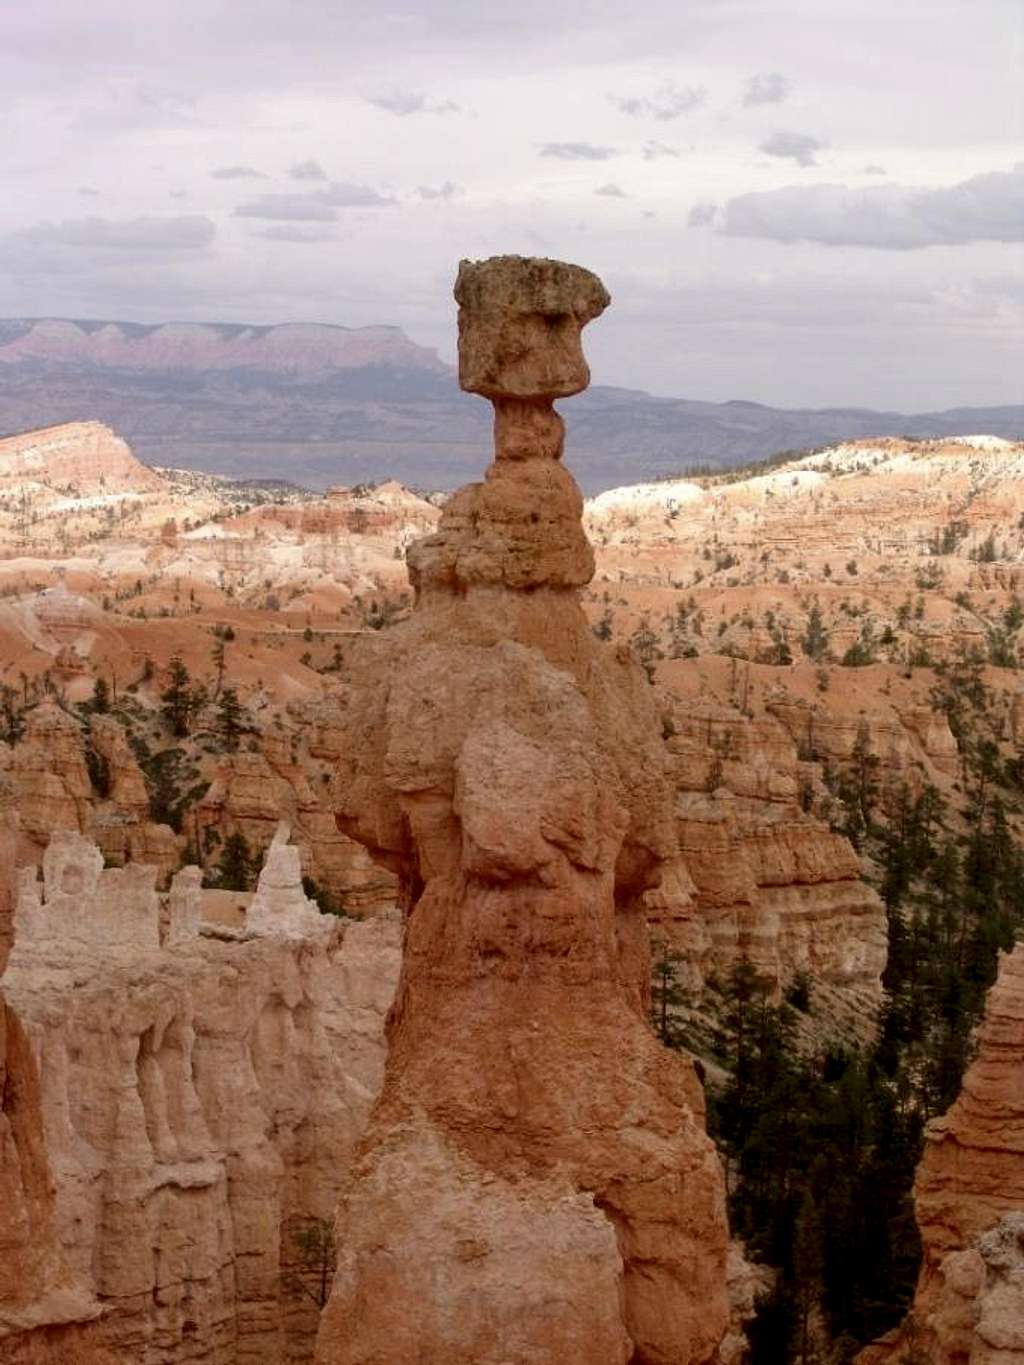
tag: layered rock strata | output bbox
[316,257,730,1365]
[647,698,887,998]
[1,830,401,1364]
[862,945,1024,1363]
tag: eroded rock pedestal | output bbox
[316,257,730,1365]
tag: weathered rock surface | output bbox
[316,257,730,1365]
[0,704,180,886]
[646,696,886,999]
[0,420,165,497]
[862,945,1024,1364]
[0,802,119,1365]
[1,831,401,1364]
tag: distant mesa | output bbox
[0,317,448,377]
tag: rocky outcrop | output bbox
[0,704,180,885]
[247,821,332,938]
[1,830,401,1364]
[646,698,887,998]
[1,701,94,844]
[316,257,730,1365]
[862,945,1024,1364]
[0,421,165,496]
[197,737,396,912]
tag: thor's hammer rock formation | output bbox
[316,256,730,1365]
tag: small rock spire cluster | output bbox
[317,257,729,1365]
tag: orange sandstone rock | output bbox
[316,257,729,1365]
[862,946,1024,1364]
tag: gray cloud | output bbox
[318,182,397,207]
[73,81,200,133]
[595,182,627,197]
[9,215,215,251]
[289,159,327,181]
[257,225,336,243]
[212,165,268,180]
[366,90,459,116]
[864,164,887,176]
[539,141,616,161]
[759,131,825,166]
[235,194,336,222]
[721,164,1024,248]
[1,214,216,276]
[642,140,680,160]
[743,72,789,105]
[77,186,99,197]
[609,81,706,120]
[688,201,718,227]
[235,182,395,221]
[417,181,460,200]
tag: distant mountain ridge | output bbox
[0,317,446,376]
[0,315,1020,493]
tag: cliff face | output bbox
[316,257,730,1365]
[647,695,886,999]
[862,945,1024,1364]
[0,804,120,1365]
[0,829,400,1364]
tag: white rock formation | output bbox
[247,822,332,939]
[12,829,161,956]
[0,832,402,1364]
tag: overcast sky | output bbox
[1,0,1022,410]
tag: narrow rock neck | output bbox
[492,399,565,462]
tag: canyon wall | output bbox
[315,256,730,1365]
[647,694,887,1001]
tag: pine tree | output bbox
[216,686,243,751]
[651,943,688,1047]
[801,604,830,661]
[213,831,257,891]
[91,675,110,714]
[161,654,194,737]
